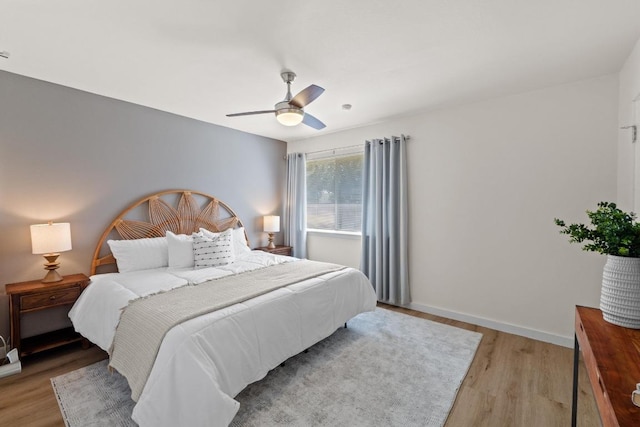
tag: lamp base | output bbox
[41,253,63,283]
[42,270,63,283]
[267,233,276,249]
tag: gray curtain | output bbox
[360,135,410,305]
[284,153,307,258]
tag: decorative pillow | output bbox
[193,228,234,268]
[107,237,169,273]
[198,228,221,247]
[166,231,195,269]
[200,227,251,257]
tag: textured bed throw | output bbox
[110,260,346,401]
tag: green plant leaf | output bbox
[554,202,640,257]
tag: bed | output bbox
[69,190,377,427]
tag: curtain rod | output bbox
[305,143,364,157]
[285,135,411,159]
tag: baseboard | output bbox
[406,302,574,348]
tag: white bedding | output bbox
[69,250,376,427]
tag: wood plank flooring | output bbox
[381,305,600,426]
[0,305,600,426]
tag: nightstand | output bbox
[255,245,293,256]
[6,273,90,357]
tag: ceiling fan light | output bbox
[276,109,304,126]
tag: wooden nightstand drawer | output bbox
[21,285,81,311]
[268,247,292,256]
[256,245,293,256]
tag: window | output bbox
[306,151,363,232]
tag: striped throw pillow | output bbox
[192,228,234,268]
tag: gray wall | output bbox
[0,70,286,339]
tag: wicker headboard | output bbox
[91,189,248,275]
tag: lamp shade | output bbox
[263,215,280,233]
[30,222,72,254]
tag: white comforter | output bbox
[69,251,377,427]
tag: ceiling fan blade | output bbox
[226,110,276,117]
[289,85,325,108]
[302,112,326,130]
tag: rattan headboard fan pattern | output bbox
[91,190,248,275]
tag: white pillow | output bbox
[166,231,195,269]
[233,227,252,255]
[193,229,234,268]
[107,237,168,273]
[200,227,251,257]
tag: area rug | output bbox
[51,309,482,427]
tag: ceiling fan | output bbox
[226,71,326,130]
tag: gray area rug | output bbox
[51,358,135,427]
[51,309,482,427]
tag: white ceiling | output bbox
[1,1,640,142]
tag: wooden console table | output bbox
[573,306,640,426]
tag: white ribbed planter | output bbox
[600,255,640,328]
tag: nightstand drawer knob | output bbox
[49,295,56,300]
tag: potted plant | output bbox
[555,202,640,328]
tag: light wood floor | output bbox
[382,305,601,427]
[0,305,600,426]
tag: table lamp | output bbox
[263,215,280,249]
[30,222,72,283]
